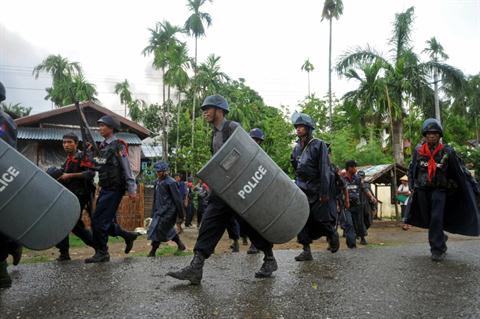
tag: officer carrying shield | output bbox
[85,115,139,263]
[167,95,278,284]
[0,82,22,288]
[291,113,340,261]
[147,161,186,257]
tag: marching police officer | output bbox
[291,113,340,261]
[147,161,186,257]
[0,81,22,288]
[85,115,139,263]
[167,95,278,284]
[406,119,480,261]
[49,132,96,261]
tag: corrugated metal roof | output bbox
[17,127,142,145]
[141,144,163,158]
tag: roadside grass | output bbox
[131,245,192,258]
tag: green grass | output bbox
[20,255,51,264]
[68,234,124,248]
[131,245,192,258]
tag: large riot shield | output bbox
[0,138,80,250]
[197,127,309,244]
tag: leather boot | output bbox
[56,250,71,261]
[172,235,186,251]
[0,260,12,288]
[360,237,368,245]
[122,231,139,254]
[9,244,23,266]
[247,244,259,254]
[295,245,313,261]
[148,242,160,257]
[255,255,278,278]
[85,249,110,263]
[329,231,340,253]
[166,252,205,285]
[231,239,240,253]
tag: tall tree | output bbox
[301,59,315,96]
[143,20,184,160]
[184,0,212,158]
[321,0,343,129]
[196,54,229,95]
[423,37,449,123]
[337,7,463,164]
[114,79,133,117]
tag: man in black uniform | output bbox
[85,115,138,263]
[291,113,340,261]
[167,95,278,284]
[48,132,96,261]
[0,82,22,288]
[406,119,480,261]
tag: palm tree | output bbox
[423,37,455,123]
[196,54,229,95]
[143,20,184,160]
[114,80,133,117]
[301,59,315,96]
[321,0,343,129]
[184,0,212,156]
[337,7,463,164]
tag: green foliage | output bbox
[1,102,32,119]
[298,95,328,134]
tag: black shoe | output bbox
[247,244,259,254]
[176,240,186,252]
[124,232,139,254]
[0,261,12,289]
[295,250,313,261]
[360,237,368,245]
[56,252,71,262]
[10,245,23,266]
[329,232,340,253]
[431,252,446,262]
[231,240,240,253]
[85,251,110,263]
[166,253,205,285]
[147,250,156,257]
[255,256,278,278]
[242,237,248,246]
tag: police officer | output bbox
[291,113,340,261]
[50,132,96,261]
[167,95,278,284]
[147,161,186,257]
[358,170,377,232]
[406,119,480,261]
[85,115,138,263]
[193,179,209,227]
[0,81,22,288]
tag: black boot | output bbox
[242,236,248,246]
[360,237,368,245]
[255,255,278,278]
[431,252,446,262]
[56,250,71,261]
[0,261,12,289]
[295,245,313,261]
[122,231,139,254]
[166,252,205,285]
[329,231,340,253]
[231,239,240,253]
[172,235,186,251]
[247,244,259,254]
[85,249,110,263]
[148,242,160,257]
[9,244,23,266]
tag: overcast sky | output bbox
[1,0,479,115]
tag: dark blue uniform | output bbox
[344,173,366,245]
[148,176,184,244]
[91,136,137,255]
[291,137,338,247]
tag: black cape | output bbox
[406,145,480,236]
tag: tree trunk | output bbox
[191,36,198,176]
[328,18,333,129]
[392,118,404,165]
[307,71,311,97]
[433,69,441,123]
[162,67,167,161]
[176,91,181,173]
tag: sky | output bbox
[1,0,479,115]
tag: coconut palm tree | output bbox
[337,7,463,164]
[321,0,343,129]
[184,0,212,155]
[301,59,315,96]
[196,54,229,95]
[114,80,133,117]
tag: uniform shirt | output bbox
[60,151,95,196]
[345,173,362,206]
[212,118,239,154]
[100,136,137,195]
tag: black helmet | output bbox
[292,112,315,129]
[201,95,229,113]
[249,128,265,141]
[0,82,6,102]
[97,115,121,131]
[422,118,443,137]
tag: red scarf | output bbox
[418,143,444,182]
